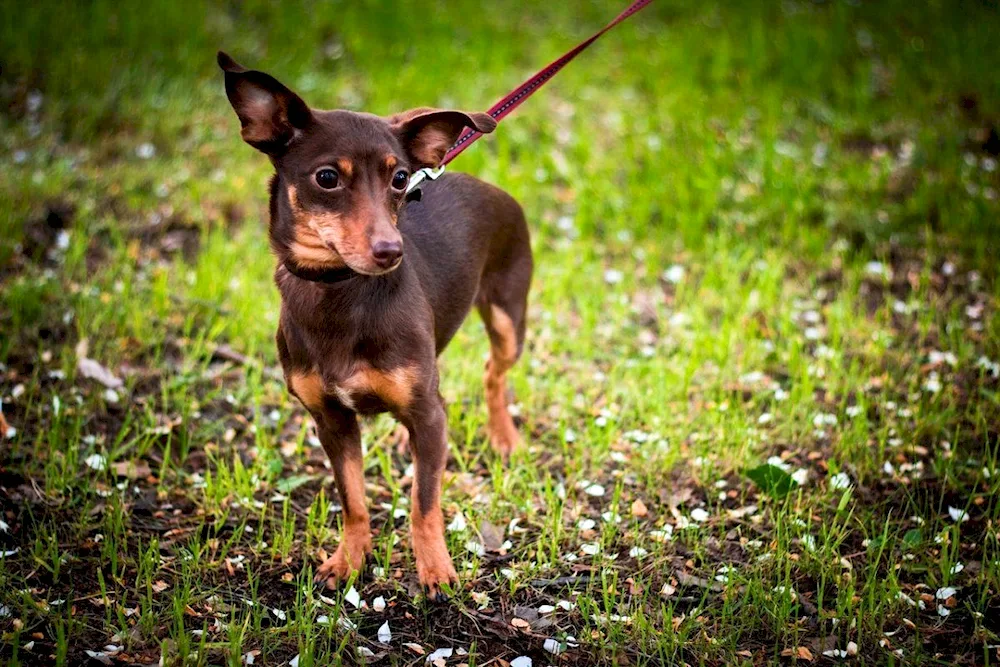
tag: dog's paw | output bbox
[314,539,370,589]
[488,420,521,460]
[416,555,458,602]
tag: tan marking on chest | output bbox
[289,370,326,412]
[334,364,420,410]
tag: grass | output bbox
[2,0,1000,664]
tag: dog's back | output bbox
[400,173,531,353]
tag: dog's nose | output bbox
[371,240,403,268]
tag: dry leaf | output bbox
[631,499,648,517]
[151,580,169,593]
[781,647,814,661]
[112,460,151,479]
[479,520,504,552]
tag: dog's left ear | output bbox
[218,51,312,155]
[387,108,497,169]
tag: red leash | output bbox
[440,0,654,166]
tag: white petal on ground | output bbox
[936,587,958,600]
[629,547,648,558]
[950,562,964,575]
[830,472,851,489]
[822,649,849,659]
[77,357,124,389]
[791,468,810,485]
[690,508,710,523]
[377,621,392,643]
[581,543,601,555]
[663,264,686,284]
[538,604,556,614]
[584,483,605,497]
[510,657,532,667]
[85,454,107,471]
[447,512,467,532]
[543,638,563,654]
[357,647,375,658]
[465,540,486,556]
[577,518,596,531]
[271,608,286,621]
[937,605,951,617]
[947,506,969,523]
[344,586,361,609]
[767,456,791,471]
[373,596,386,612]
[288,655,300,667]
[426,648,454,663]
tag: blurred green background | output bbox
[2,1,1000,665]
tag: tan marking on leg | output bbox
[489,305,518,361]
[316,448,372,587]
[289,370,325,412]
[411,494,457,599]
[484,305,520,457]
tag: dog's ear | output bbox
[217,51,312,155]
[387,108,497,169]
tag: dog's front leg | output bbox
[403,395,458,600]
[312,406,372,588]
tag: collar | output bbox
[405,165,445,194]
[282,258,358,284]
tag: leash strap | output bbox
[440,0,653,166]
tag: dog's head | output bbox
[218,52,496,276]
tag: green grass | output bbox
[2,0,1000,664]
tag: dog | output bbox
[218,52,532,599]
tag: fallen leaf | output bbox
[631,499,648,517]
[479,520,504,551]
[112,460,151,479]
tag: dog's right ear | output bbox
[217,51,311,155]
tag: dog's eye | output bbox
[391,170,409,191]
[315,168,339,189]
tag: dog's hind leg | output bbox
[476,245,532,459]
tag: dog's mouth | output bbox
[321,239,402,276]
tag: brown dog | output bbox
[218,53,532,598]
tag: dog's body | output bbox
[219,53,531,597]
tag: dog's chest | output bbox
[329,363,419,414]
